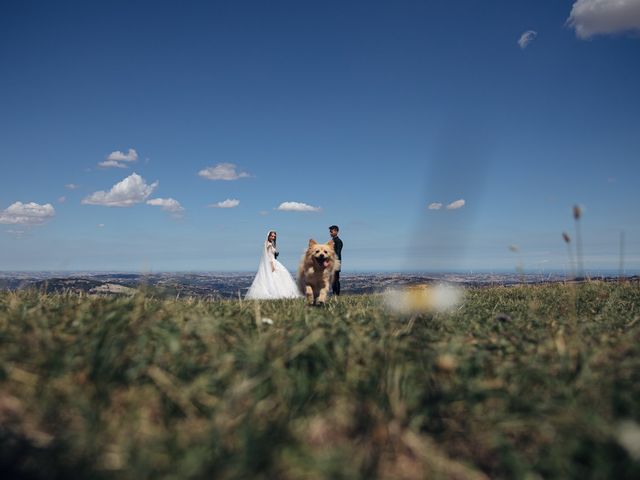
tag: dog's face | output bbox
[307,239,335,269]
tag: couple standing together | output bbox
[245,225,343,300]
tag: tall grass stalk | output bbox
[573,205,584,278]
[619,230,626,282]
[562,231,575,280]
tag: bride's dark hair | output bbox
[267,230,277,249]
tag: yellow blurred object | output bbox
[436,354,457,372]
[383,284,463,314]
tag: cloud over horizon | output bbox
[518,30,538,48]
[198,163,250,181]
[276,201,321,212]
[146,197,185,215]
[99,160,129,169]
[0,201,55,225]
[6,229,28,238]
[209,199,240,209]
[446,199,466,210]
[82,173,158,207]
[568,0,640,38]
[98,148,139,168]
[428,202,443,210]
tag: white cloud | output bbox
[107,148,138,162]
[198,163,250,181]
[209,198,240,209]
[82,173,158,207]
[568,0,640,38]
[6,229,28,238]
[97,223,105,228]
[428,202,443,210]
[58,196,66,204]
[99,148,138,168]
[446,199,466,210]
[0,202,55,225]
[65,183,79,190]
[276,201,322,212]
[147,197,185,215]
[98,160,129,168]
[518,30,538,48]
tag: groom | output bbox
[329,225,343,295]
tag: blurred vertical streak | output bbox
[406,118,493,272]
[619,230,625,280]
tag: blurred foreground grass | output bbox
[1,281,639,479]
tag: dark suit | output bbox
[332,236,343,295]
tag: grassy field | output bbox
[1,282,639,479]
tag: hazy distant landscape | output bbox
[1,271,638,300]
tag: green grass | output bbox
[1,282,639,479]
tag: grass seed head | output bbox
[573,205,582,220]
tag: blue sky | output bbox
[1,0,639,272]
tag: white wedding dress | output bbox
[245,240,301,300]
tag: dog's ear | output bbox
[327,239,334,249]
[308,239,317,247]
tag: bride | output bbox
[245,231,301,300]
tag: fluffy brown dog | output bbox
[297,239,340,305]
